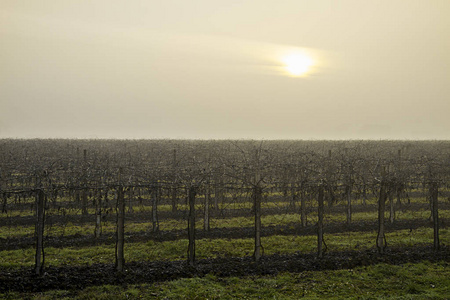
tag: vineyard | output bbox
[0,139,449,296]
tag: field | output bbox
[0,139,449,299]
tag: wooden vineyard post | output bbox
[171,187,177,213]
[300,185,307,227]
[282,180,289,205]
[74,190,80,207]
[396,184,403,207]
[151,185,159,233]
[253,185,262,262]
[82,149,88,215]
[172,149,178,213]
[1,171,6,213]
[1,191,6,214]
[128,187,134,213]
[389,188,395,224]
[396,149,403,207]
[204,180,210,231]
[290,182,296,210]
[376,179,387,254]
[317,184,325,258]
[345,152,352,225]
[430,182,439,251]
[253,149,262,262]
[346,181,352,225]
[362,163,368,206]
[327,150,334,208]
[187,186,197,266]
[94,187,102,238]
[35,188,46,275]
[214,164,225,210]
[116,174,125,272]
[81,188,88,215]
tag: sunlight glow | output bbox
[282,53,314,76]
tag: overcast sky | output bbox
[1,0,449,140]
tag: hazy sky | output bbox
[1,0,449,140]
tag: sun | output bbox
[282,53,314,76]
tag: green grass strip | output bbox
[1,227,448,270]
[2,261,449,299]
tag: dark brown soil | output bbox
[0,245,448,293]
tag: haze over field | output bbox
[1,1,449,140]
